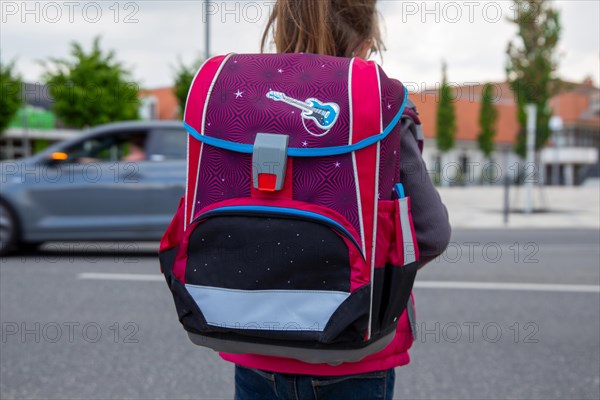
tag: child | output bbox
[225,1,452,399]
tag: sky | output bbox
[1,0,598,89]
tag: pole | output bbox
[552,139,560,185]
[204,0,210,60]
[549,116,564,186]
[22,106,31,158]
[524,104,537,214]
[503,150,510,224]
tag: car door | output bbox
[26,128,156,240]
[141,126,187,234]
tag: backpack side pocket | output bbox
[379,194,419,331]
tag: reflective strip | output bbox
[185,284,350,331]
[367,65,384,341]
[414,281,600,293]
[416,125,424,153]
[184,133,190,230]
[348,58,366,257]
[398,198,416,265]
[416,125,424,142]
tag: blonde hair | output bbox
[261,0,384,58]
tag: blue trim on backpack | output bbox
[184,86,409,157]
[197,205,364,259]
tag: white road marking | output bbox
[414,281,600,293]
[78,273,163,282]
[77,273,600,293]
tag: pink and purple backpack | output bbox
[159,53,421,365]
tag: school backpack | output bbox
[159,53,422,365]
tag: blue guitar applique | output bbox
[267,91,340,136]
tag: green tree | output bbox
[506,0,561,157]
[436,61,456,153]
[0,60,22,135]
[477,83,498,159]
[173,58,203,117]
[42,36,139,129]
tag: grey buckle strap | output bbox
[252,133,289,191]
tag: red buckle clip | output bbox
[257,173,277,192]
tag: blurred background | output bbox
[1,1,599,399]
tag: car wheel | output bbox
[0,201,18,256]
[16,242,43,254]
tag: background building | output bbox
[410,79,599,186]
[1,83,80,160]
[139,87,180,121]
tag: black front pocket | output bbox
[185,214,351,291]
[179,206,370,345]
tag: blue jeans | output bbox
[234,365,395,400]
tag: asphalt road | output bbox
[1,229,599,400]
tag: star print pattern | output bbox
[292,154,359,233]
[195,146,252,210]
[191,54,408,229]
[194,54,358,230]
[185,216,350,291]
[203,53,351,149]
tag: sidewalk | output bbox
[437,186,600,229]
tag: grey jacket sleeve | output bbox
[399,116,451,268]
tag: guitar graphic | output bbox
[266,91,340,133]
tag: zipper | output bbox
[192,205,364,260]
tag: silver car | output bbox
[0,121,187,255]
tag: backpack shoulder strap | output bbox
[401,99,424,154]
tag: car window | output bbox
[146,129,187,161]
[63,131,149,164]
[64,135,117,163]
[120,133,148,162]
